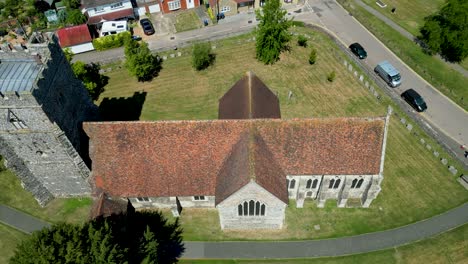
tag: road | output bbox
[75,0,468,166]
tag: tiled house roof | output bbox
[219,71,281,119]
[90,193,132,219]
[84,118,385,204]
[56,24,92,48]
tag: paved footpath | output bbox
[0,205,50,234]
[354,0,468,78]
[1,202,467,258]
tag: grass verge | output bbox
[338,0,468,111]
[99,28,467,241]
[0,224,28,264]
[0,163,92,224]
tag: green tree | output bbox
[71,61,108,101]
[65,9,87,25]
[255,0,292,64]
[63,0,81,9]
[124,39,162,81]
[191,42,215,71]
[419,0,468,62]
[309,48,317,64]
[11,211,184,263]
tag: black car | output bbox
[349,42,367,59]
[401,89,427,112]
[140,18,155,35]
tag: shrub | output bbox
[297,35,308,47]
[192,42,215,71]
[309,48,317,64]
[92,31,131,51]
[327,70,336,82]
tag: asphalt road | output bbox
[75,1,468,166]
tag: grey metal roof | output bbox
[0,59,41,93]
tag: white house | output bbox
[81,0,135,26]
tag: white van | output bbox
[100,21,128,37]
[374,60,401,87]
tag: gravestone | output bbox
[400,118,406,124]
[170,53,175,58]
[441,158,448,165]
[365,81,369,88]
[177,52,182,57]
[448,166,457,175]
[420,138,425,144]
[406,124,413,131]
[162,56,167,60]
[426,144,431,150]
[359,75,364,82]
[433,151,439,157]
[348,64,353,71]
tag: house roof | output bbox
[84,118,385,204]
[82,0,127,8]
[0,59,42,93]
[56,24,92,48]
[219,71,281,119]
[87,8,135,24]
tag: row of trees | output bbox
[419,0,468,62]
[10,211,184,263]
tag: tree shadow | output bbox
[98,91,147,121]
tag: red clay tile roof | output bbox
[87,8,135,24]
[219,71,281,120]
[56,24,92,48]
[90,193,130,219]
[84,118,385,204]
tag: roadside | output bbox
[0,205,50,234]
[354,0,468,78]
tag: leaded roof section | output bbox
[0,59,42,93]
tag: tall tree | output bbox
[420,0,468,62]
[255,0,292,64]
[124,39,162,81]
[71,61,108,101]
[10,211,184,264]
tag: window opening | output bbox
[351,179,357,188]
[356,179,364,188]
[238,200,266,216]
[333,179,341,189]
[329,179,335,188]
[136,197,150,202]
[306,179,312,189]
[289,179,296,189]
[193,196,206,201]
[312,179,318,188]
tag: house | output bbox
[84,71,390,230]
[135,0,161,16]
[81,0,135,26]
[56,24,95,53]
[209,0,298,17]
[158,0,200,13]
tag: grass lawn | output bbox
[0,164,92,224]
[175,10,202,32]
[179,223,468,264]
[0,224,28,264]
[338,0,468,110]
[99,27,468,241]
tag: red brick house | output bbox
[84,72,390,229]
[159,0,200,13]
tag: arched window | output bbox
[249,200,255,215]
[306,179,312,188]
[333,179,341,189]
[329,179,335,188]
[351,179,358,188]
[356,179,364,188]
[238,200,266,216]
[312,179,318,188]
[289,179,296,189]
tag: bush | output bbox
[192,42,215,71]
[309,48,317,64]
[92,31,131,51]
[297,35,308,47]
[327,70,336,82]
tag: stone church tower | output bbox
[0,32,98,205]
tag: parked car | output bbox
[131,35,142,41]
[349,42,367,59]
[140,18,155,35]
[374,60,401,87]
[401,89,427,112]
